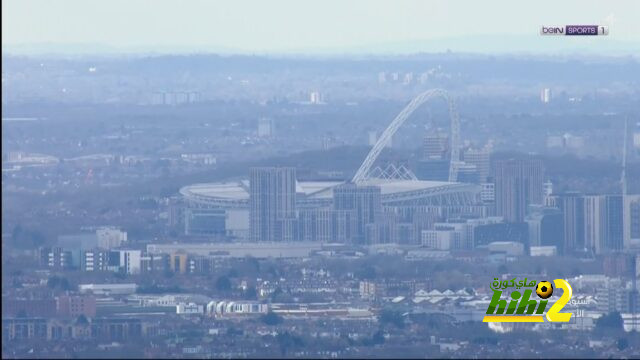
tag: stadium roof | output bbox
[180,179,478,208]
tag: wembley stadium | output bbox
[180,90,480,211]
[180,178,479,210]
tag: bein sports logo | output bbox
[483,278,573,323]
[540,25,608,36]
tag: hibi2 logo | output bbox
[483,278,573,323]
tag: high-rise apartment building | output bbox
[249,167,297,242]
[332,183,382,244]
[493,159,545,223]
[624,194,640,250]
[552,192,585,254]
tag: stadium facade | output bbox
[179,90,487,243]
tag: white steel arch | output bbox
[352,89,460,183]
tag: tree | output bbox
[215,276,232,292]
[47,275,73,290]
[617,337,628,351]
[261,311,283,326]
[276,331,304,356]
[497,264,508,275]
[270,287,284,302]
[378,309,405,329]
[596,312,623,331]
[76,315,89,325]
[356,265,377,280]
[243,286,258,300]
[372,330,385,345]
[59,277,73,291]
[11,225,45,249]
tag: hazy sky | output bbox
[2,0,639,53]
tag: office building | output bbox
[40,247,73,270]
[141,253,169,274]
[81,249,113,272]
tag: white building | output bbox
[181,153,217,165]
[359,281,376,299]
[176,302,204,315]
[309,91,323,104]
[79,283,137,295]
[119,250,141,274]
[530,246,557,257]
[488,241,524,256]
[421,230,454,250]
[206,301,268,316]
[541,88,551,103]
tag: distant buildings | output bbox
[416,131,450,181]
[96,227,127,249]
[78,283,138,295]
[180,153,217,165]
[119,250,142,274]
[150,91,201,105]
[550,192,585,254]
[423,131,449,160]
[493,159,545,223]
[184,208,226,236]
[56,295,96,318]
[40,247,73,269]
[546,193,624,255]
[526,205,564,249]
[81,249,117,272]
[258,117,275,138]
[546,133,585,154]
[462,146,492,183]
[309,91,324,104]
[540,88,551,103]
[624,195,640,250]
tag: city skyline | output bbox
[3,1,640,357]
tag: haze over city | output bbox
[2,0,640,358]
